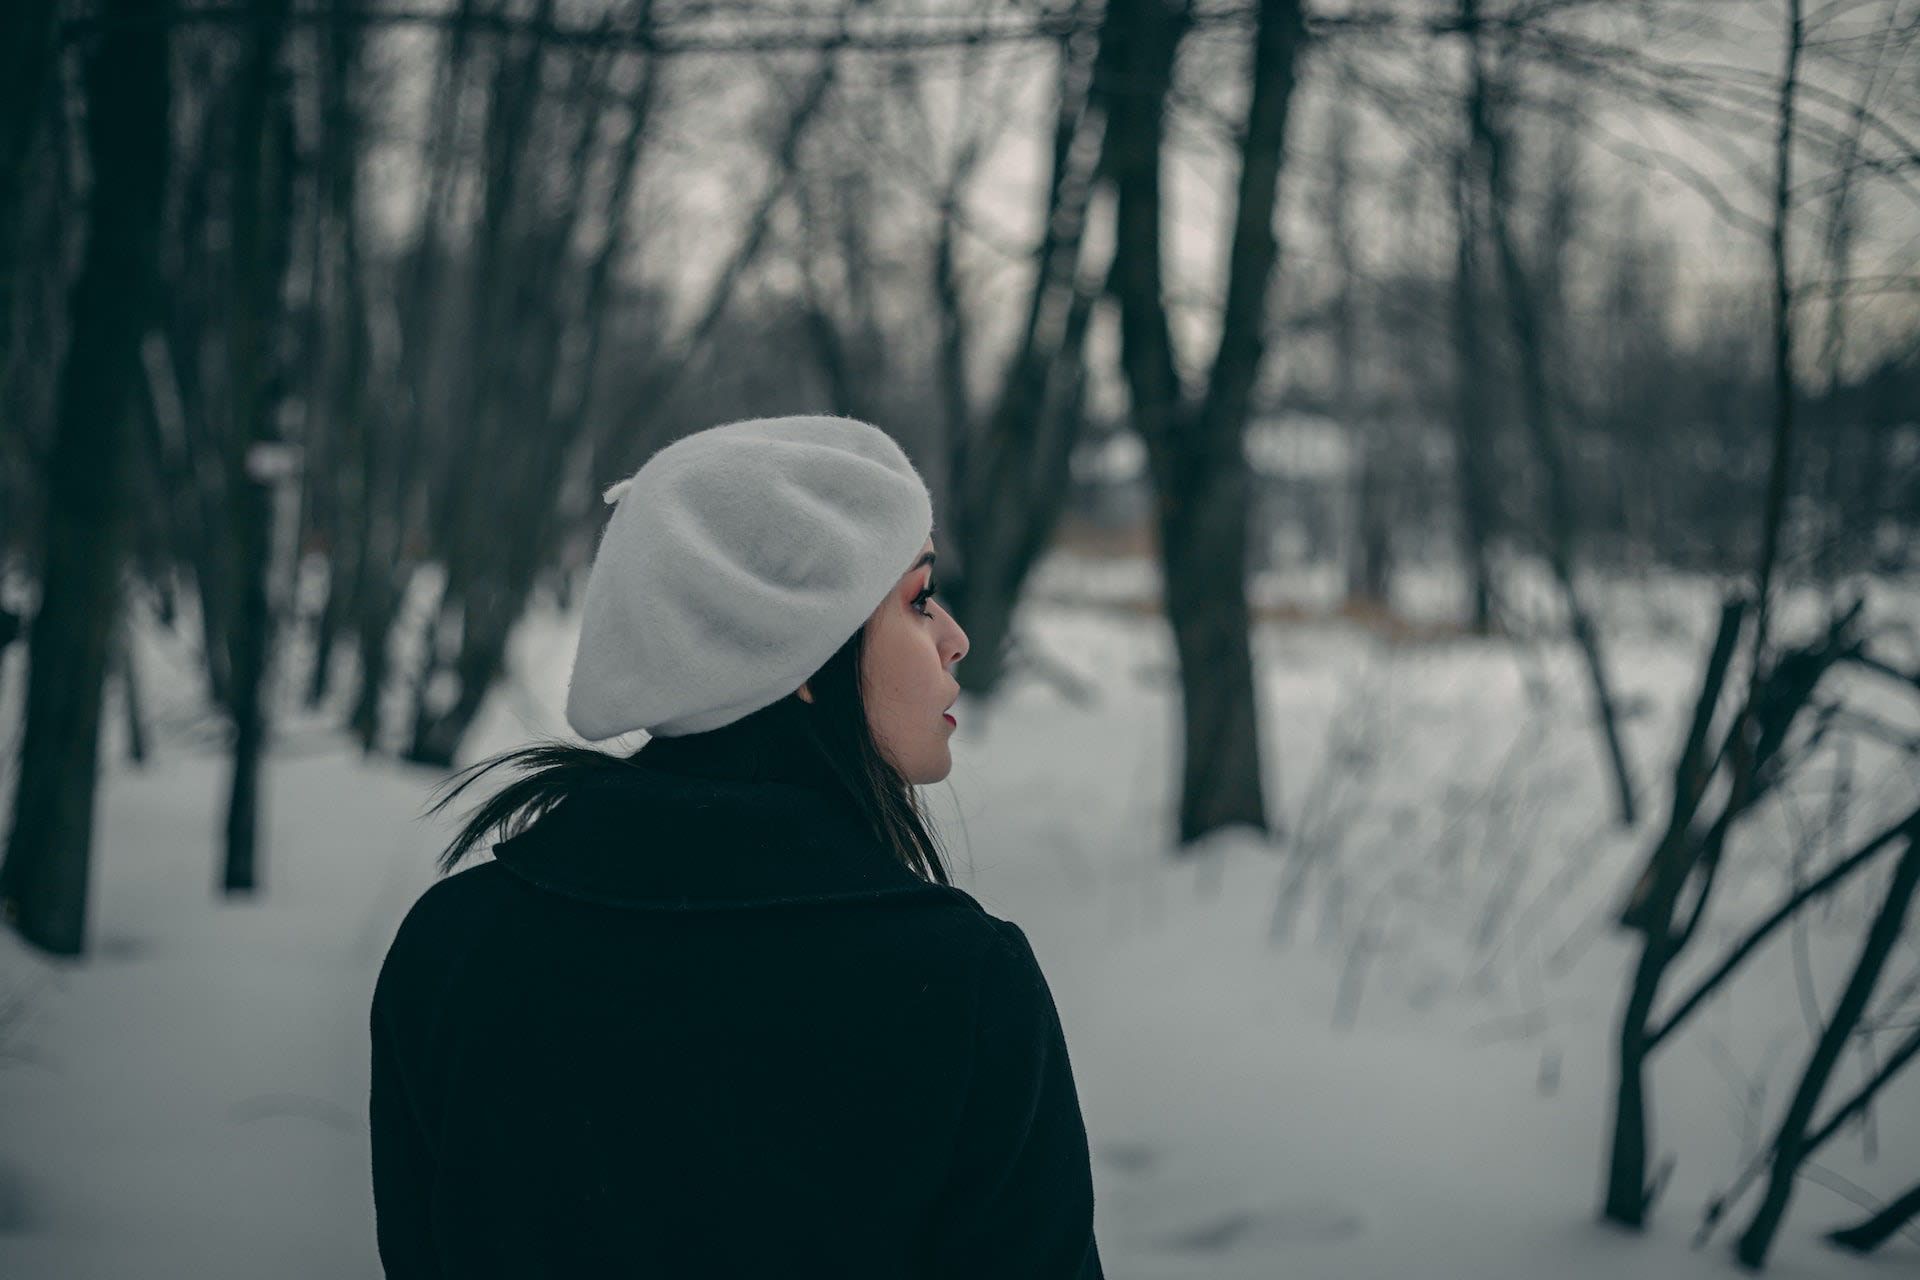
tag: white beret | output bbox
[564,415,934,740]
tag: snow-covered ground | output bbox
[2,562,1917,1279]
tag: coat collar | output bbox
[488,763,964,913]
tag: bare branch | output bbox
[1648,809,1919,1052]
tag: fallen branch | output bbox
[1828,1179,1920,1254]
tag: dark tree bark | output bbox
[220,0,296,895]
[1602,595,1746,1224]
[1170,0,1302,844]
[1,0,172,957]
[1104,0,1303,844]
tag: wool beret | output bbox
[564,415,934,740]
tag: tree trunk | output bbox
[1604,933,1666,1226]
[1160,476,1269,842]
[222,471,273,895]
[1,0,172,957]
[1326,88,1388,606]
[1103,0,1301,845]
[306,551,347,708]
[405,585,513,769]
[1602,595,1746,1227]
[350,558,399,752]
[1449,142,1496,636]
[304,0,372,709]
[1181,0,1303,841]
[220,0,295,896]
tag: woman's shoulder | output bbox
[373,861,518,1005]
[394,858,516,941]
[917,888,1034,958]
[867,888,1053,1004]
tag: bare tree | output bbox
[943,1,1104,693]
[2,0,174,956]
[404,0,666,766]
[219,0,297,893]
[1602,4,1918,1218]
[300,0,375,710]
[589,34,842,492]
[345,0,486,753]
[1103,0,1306,844]
[1462,0,1638,826]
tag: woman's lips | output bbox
[943,712,957,727]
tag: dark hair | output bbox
[427,625,951,884]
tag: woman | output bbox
[369,416,1104,1277]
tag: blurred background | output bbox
[2,0,1919,1276]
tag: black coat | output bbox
[369,747,1104,1277]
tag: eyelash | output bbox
[911,580,940,617]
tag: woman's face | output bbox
[859,538,969,785]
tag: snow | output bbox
[3,566,1918,1278]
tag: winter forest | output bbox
[2,0,1919,1275]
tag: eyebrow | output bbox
[912,552,936,573]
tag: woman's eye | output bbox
[912,581,940,616]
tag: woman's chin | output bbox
[905,747,953,787]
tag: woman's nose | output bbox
[944,612,969,667]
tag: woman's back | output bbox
[371,761,1102,1277]
[372,417,1102,1274]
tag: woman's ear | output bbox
[795,682,814,705]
